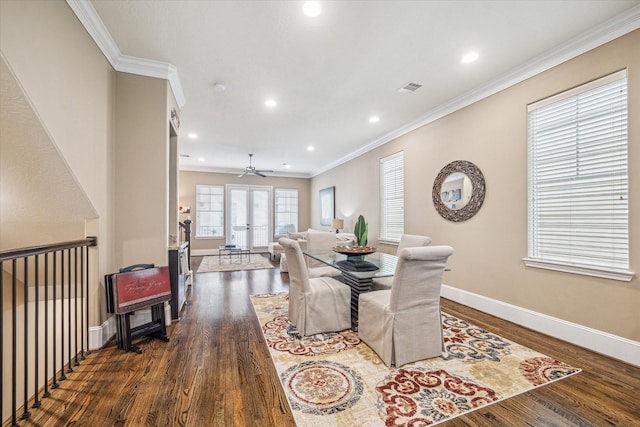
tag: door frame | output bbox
[225,184,273,251]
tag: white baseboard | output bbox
[88,304,172,349]
[165,304,172,326]
[89,315,115,350]
[441,284,640,367]
[191,249,269,256]
[192,249,217,256]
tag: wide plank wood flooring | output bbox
[8,255,639,426]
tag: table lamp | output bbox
[332,218,344,234]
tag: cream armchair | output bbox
[371,234,432,291]
[279,237,351,336]
[303,230,344,278]
[278,229,354,273]
[358,245,453,367]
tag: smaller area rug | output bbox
[197,254,274,273]
[250,292,580,426]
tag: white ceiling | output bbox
[86,0,640,178]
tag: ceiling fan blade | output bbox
[256,169,273,173]
[241,154,270,177]
[238,171,248,177]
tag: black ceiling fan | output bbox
[238,153,273,178]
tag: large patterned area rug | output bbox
[197,254,274,273]
[250,292,580,426]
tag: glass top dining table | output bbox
[303,249,398,330]
[303,249,398,280]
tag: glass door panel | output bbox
[229,188,249,247]
[227,185,272,250]
[252,190,270,248]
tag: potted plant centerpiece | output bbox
[334,214,377,270]
[354,214,368,247]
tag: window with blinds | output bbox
[274,189,298,236]
[525,70,632,281]
[380,152,404,243]
[195,185,224,238]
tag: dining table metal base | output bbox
[341,274,373,331]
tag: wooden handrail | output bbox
[0,236,97,262]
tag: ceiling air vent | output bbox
[398,82,422,93]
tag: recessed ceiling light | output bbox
[212,82,226,92]
[461,51,479,64]
[307,146,315,151]
[188,132,198,139]
[369,116,380,123]
[265,99,277,108]
[198,157,205,162]
[283,163,292,169]
[302,1,321,17]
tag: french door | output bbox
[226,185,272,251]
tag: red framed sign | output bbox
[112,266,171,314]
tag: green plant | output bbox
[354,214,368,246]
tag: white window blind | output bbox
[274,189,298,236]
[195,185,224,238]
[380,152,404,243]
[526,70,630,279]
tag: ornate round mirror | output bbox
[432,160,486,222]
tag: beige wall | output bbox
[114,73,174,268]
[1,1,179,322]
[179,171,311,251]
[0,0,115,324]
[312,30,640,341]
[1,2,118,419]
[0,57,92,248]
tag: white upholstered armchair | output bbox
[304,231,343,278]
[371,234,432,291]
[279,237,352,336]
[358,245,453,367]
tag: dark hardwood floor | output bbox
[9,255,639,426]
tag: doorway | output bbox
[226,185,272,251]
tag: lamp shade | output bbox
[332,218,344,230]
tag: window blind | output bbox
[527,70,629,273]
[380,152,404,243]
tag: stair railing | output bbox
[1,237,97,426]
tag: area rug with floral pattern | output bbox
[250,292,580,426]
[197,254,274,273]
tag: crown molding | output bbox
[66,0,186,108]
[179,164,311,179]
[310,5,640,177]
[66,0,639,174]
[115,55,186,107]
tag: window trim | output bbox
[379,151,405,244]
[525,70,634,282]
[195,184,225,239]
[274,188,299,237]
[522,258,633,282]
